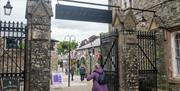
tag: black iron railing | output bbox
[137,31,157,91]
[100,31,119,91]
[0,21,26,91]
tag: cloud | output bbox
[52,19,108,32]
[51,0,109,41]
[0,0,109,42]
[0,0,26,22]
[53,0,108,10]
[51,23,108,42]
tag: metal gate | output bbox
[100,31,157,91]
[121,31,157,91]
[100,31,119,91]
[137,31,157,91]
[0,21,26,91]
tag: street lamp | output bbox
[88,48,93,74]
[64,35,76,87]
[4,0,13,15]
[139,13,147,27]
[88,41,94,74]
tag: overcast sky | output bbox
[0,0,108,42]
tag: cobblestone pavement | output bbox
[50,72,92,91]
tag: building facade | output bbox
[58,50,80,75]
[109,0,180,90]
[50,39,59,72]
[76,38,101,74]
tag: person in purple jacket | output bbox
[87,63,108,91]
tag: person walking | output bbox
[70,65,76,81]
[65,67,68,75]
[86,63,108,91]
[79,64,86,81]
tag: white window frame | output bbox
[172,32,180,78]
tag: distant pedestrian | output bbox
[70,65,76,81]
[79,64,86,81]
[87,63,108,91]
[65,67,68,75]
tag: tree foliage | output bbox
[57,41,78,54]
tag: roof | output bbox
[77,38,100,50]
[51,39,59,42]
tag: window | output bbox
[175,33,180,75]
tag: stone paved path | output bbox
[50,72,92,91]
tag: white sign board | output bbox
[52,72,62,87]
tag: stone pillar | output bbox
[26,0,53,91]
[155,30,168,90]
[118,31,139,91]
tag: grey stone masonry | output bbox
[118,31,139,91]
[133,0,180,28]
[133,0,180,90]
[26,0,53,91]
